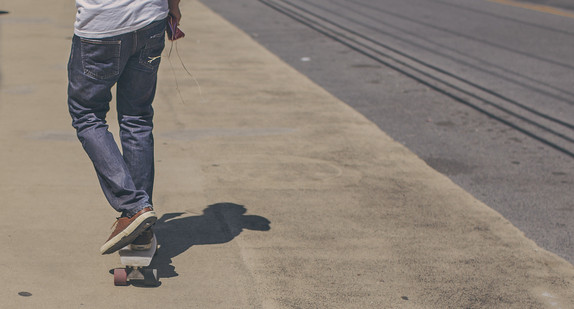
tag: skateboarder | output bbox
[67,0,181,254]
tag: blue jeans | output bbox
[67,19,166,217]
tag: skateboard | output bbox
[113,233,159,286]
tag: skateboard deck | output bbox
[113,234,159,286]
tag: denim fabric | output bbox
[68,19,166,217]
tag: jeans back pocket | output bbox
[80,38,121,80]
[138,31,166,72]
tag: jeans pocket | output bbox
[139,31,165,72]
[80,38,121,79]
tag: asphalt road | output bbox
[201,0,574,263]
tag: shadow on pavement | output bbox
[150,203,271,278]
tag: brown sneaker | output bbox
[100,207,157,255]
[130,228,154,251]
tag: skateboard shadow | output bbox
[150,203,271,278]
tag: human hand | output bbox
[168,0,181,24]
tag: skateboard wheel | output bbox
[143,269,159,286]
[114,268,128,286]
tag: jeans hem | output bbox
[124,202,153,218]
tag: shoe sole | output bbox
[130,229,154,251]
[100,211,157,255]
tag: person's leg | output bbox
[114,20,166,253]
[117,20,166,204]
[68,34,151,217]
[111,20,167,253]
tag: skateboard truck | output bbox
[113,234,159,286]
[114,267,158,287]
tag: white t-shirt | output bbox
[74,0,169,38]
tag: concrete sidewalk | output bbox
[1,0,573,308]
